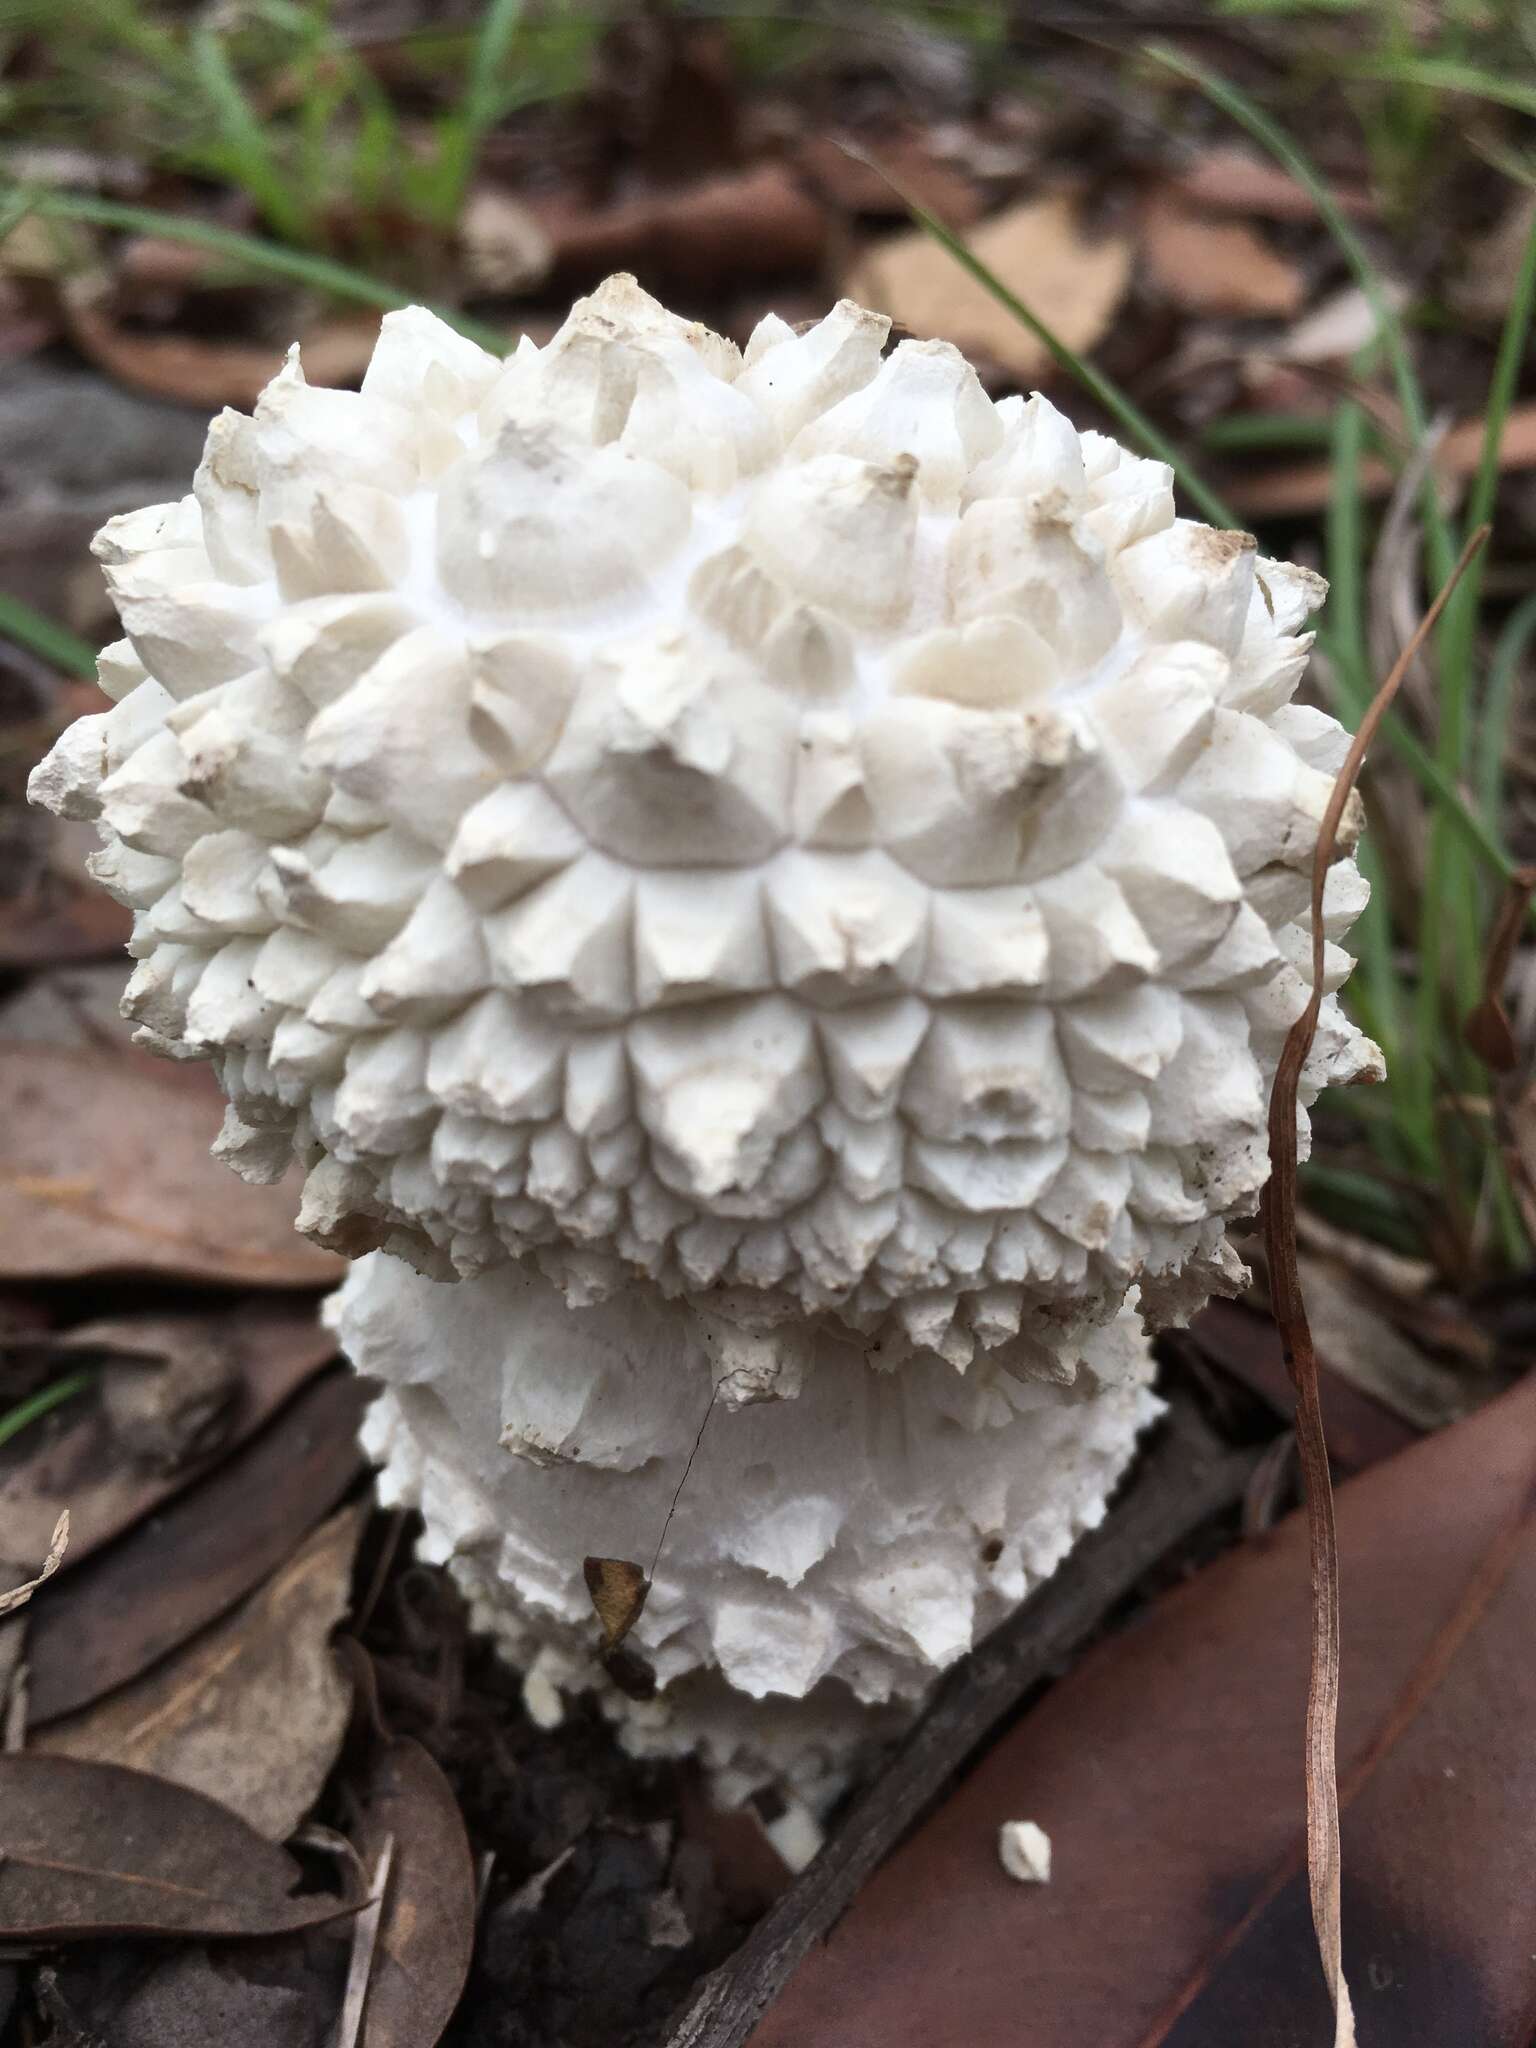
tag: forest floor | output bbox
[1,6,1534,2044]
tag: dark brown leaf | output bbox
[27,1367,367,1724]
[0,1041,343,1286]
[63,290,382,409]
[584,1555,649,1650]
[0,1301,337,1569]
[1230,405,1536,517]
[349,1739,475,2047]
[796,133,981,227]
[1167,146,1375,222]
[536,163,826,293]
[0,1753,349,1940]
[1185,1300,1418,1472]
[36,1505,363,1839]
[749,1371,1536,2048]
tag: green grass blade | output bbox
[0,1367,95,1453]
[1339,54,1536,121]
[431,0,528,225]
[0,592,98,680]
[190,25,310,244]
[1198,411,1337,452]
[10,188,510,353]
[1326,397,1370,680]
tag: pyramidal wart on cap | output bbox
[31,274,1381,1811]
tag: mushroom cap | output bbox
[31,275,1381,1371]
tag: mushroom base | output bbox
[334,1252,1160,1814]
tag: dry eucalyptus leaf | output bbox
[1296,1256,1472,1433]
[0,1753,349,1940]
[1140,189,1304,318]
[843,195,1131,381]
[63,288,382,409]
[27,1369,367,1725]
[0,1301,336,1569]
[36,1505,362,1839]
[0,1041,342,1288]
[348,1739,475,2048]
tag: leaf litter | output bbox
[0,1299,337,1567]
[0,1041,342,1287]
[339,1734,476,2048]
[0,1753,353,1941]
[25,1367,367,1724]
[35,1504,362,1839]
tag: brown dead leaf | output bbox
[796,133,981,227]
[1510,1081,1536,1238]
[1280,281,1410,365]
[0,1752,351,1940]
[750,1370,1536,2048]
[347,1738,475,2047]
[36,1504,362,1839]
[27,1367,367,1724]
[584,1555,649,1651]
[1231,402,1536,517]
[843,195,1132,382]
[0,1040,342,1286]
[1185,1300,1418,1474]
[63,288,382,408]
[1168,145,1374,223]
[1140,188,1304,318]
[536,162,826,292]
[0,1300,336,1569]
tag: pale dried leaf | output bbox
[844,195,1132,380]
[1279,281,1410,365]
[1141,190,1304,317]
[459,186,553,295]
[0,1510,68,1620]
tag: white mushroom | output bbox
[30,275,1381,1801]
